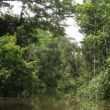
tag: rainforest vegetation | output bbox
[0,0,110,100]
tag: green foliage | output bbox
[24,29,82,93]
[57,77,77,94]
[0,0,83,98]
[75,57,110,100]
[16,25,38,46]
[77,73,105,100]
[0,14,19,36]
[0,35,39,97]
[2,0,110,100]
[66,0,110,100]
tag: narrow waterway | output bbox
[0,96,110,110]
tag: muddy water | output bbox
[0,96,110,110]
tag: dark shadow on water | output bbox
[0,98,33,110]
[0,103,33,110]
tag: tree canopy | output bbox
[1,0,110,100]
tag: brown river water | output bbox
[0,96,110,110]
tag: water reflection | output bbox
[0,96,110,110]
[0,98,33,110]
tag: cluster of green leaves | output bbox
[76,58,110,100]
[0,35,40,97]
[0,0,82,97]
[70,0,110,100]
[0,12,83,97]
[2,0,107,99]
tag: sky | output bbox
[65,17,84,43]
[65,0,84,43]
[3,0,84,43]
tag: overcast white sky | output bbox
[4,0,84,43]
[65,0,84,43]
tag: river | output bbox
[0,96,110,110]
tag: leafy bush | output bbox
[57,78,76,93]
[0,35,41,97]
[76,58,110,100]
